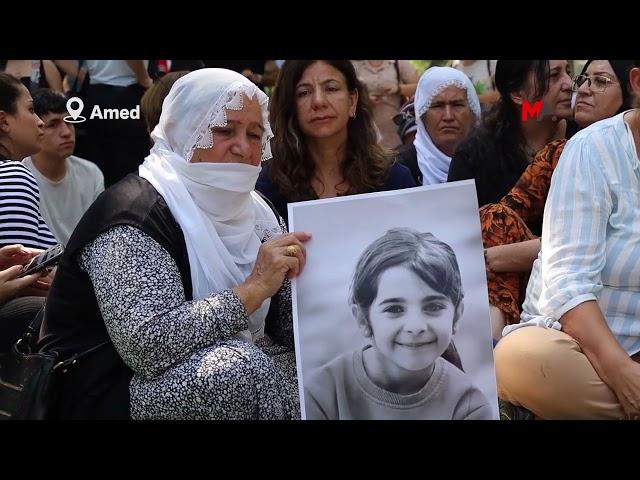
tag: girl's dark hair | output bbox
[268,60,394,201]
[0,72,25,114]
[349,228,464,327]
[483,60,550,176]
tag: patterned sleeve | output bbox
[0,161,57,248]
[77,225,249,379]
[500,139,566,225]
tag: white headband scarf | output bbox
[413,66,481,185]
[138,68,278,343]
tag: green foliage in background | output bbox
[409,60,452,76]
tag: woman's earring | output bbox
[350,111,357,118]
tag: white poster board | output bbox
[288,180,498,420]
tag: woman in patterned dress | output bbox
[38,68,310,419]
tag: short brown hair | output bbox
[140,71,189,134]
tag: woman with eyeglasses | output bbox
[494,60,640,419]
[480,60,636,342]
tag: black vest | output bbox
[38,174,192,419]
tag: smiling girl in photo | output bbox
[304,227,493,420]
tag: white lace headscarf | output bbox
[413,66,481,185]
[138,68,278,343]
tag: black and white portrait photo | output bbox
[288,180,499,420]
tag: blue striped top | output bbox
[521,111,640,356]
[0,160,57,249]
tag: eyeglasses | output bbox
[573,74,618,93]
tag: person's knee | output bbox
[494,327,568,398]
[495,328,541,372]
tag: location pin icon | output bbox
[66,97,84,121]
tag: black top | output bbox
[447,129,528,209]
[40,174,193,354]
[256,161,417,227]
[38,173,286,418]
[38,174,191,418]
[395,143,422,185]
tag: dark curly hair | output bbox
[268,60,395,201]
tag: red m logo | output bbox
[521,100,543,122]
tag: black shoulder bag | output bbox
[0,310,109,420]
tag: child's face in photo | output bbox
[367,265,456,372]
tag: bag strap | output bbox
[53,339,111,373]
[394,60,401,84]
[14,302,112,374]
[14,305,46,355]
[70,60,85,96]
[393,60,407,104]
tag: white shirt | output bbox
[508,112,640,356]
[85,60,148,87]
[23,156,104,245]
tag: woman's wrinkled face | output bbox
[191,95,264,166]
[541,60,574,119]
[519,60,573,120]
[423,85,475,157]
[574,60,624,128]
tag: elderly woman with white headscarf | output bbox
[397,66,481,186]
[38,69,310,420]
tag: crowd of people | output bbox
[0,58,639,420]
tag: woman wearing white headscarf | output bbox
[38,69,310,420]
[397,67,481,186]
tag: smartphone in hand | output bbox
[18,244,64,278]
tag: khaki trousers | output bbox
[495,326,640,420]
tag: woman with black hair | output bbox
[481,60,637,339]
[495,60,640,419]
[447,60,573,214]
[0,72,56,352]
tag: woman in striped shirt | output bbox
[0,73,57,248]
[0,72,56,351]
[495,61,640,420]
